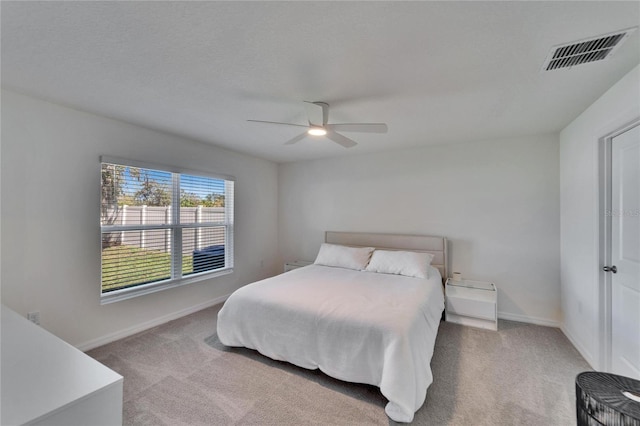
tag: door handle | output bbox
[603,265,617,273]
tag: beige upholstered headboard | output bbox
[325,231,448,283]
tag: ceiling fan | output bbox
[247,101,387,148]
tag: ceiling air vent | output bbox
[542,27,637,71]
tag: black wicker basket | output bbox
[576,372,640,426]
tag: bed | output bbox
[217,232,447,423]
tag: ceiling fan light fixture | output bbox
[308,127,327,136]
[248,101,386,148]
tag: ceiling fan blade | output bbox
[326,123,388,133]
[326,131,358,148]
[319,102,329,125]
[284,132,308,145]
[247,119,308,128]
[304,101,329,126]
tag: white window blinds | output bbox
[100,159,234,302]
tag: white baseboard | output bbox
[560,323,596,370]
[77,300,568,353]
[77,294,230,352]
[497,311,560,328]
[501,314,597,369]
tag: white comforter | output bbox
[217,264,444,423]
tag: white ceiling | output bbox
[2,1,639,163]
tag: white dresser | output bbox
[1,305,123,425]
[445,278,498,331]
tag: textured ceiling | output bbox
[2,1,639,163]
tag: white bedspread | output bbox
[217,264,444,423]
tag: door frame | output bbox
[598,117,640,372]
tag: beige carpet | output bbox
[88,304,590,425]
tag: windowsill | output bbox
[100,268,233,305]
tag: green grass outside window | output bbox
[102,245,194,292]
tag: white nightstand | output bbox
[283,260,313,273]
[445,278,497,331]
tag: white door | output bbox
[610,123,640,379]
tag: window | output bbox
[100,157,234,303]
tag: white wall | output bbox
[1,90,279,349]
[559,64,640,369]
[278,134,561,325]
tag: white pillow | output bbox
[365,250,434,279]
[314,243,374,270]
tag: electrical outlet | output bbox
[27,311,40,325]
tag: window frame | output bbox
[100,156,235,304]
